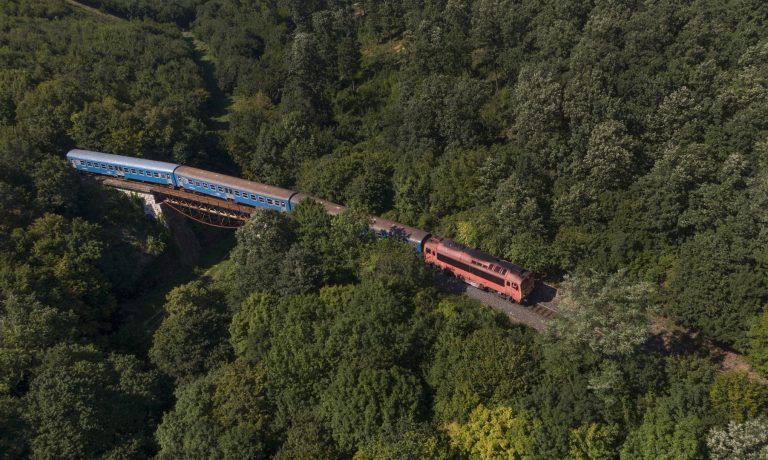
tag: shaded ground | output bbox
[64,0,123,21]
[647,317,767,383]
[182,31,233,129]
[112,216,235,355]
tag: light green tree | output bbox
[567,423,619,460]
[445,404,540,460]
[709,371,768,423]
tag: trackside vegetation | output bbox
[1,0,767,458]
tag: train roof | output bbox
[66,149,180,174]
[442,238,529,277]
[290,193,347,216]
[174,166,296,200]
[370,216,431,246]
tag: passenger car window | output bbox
[250,194,256,200]
[259,197,265,202]
[218,186,224,192]
[131,169,137,174]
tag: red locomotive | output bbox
[423,237,534,303]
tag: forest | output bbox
[0,0,767,458]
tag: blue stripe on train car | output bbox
[66,149,178,187]
[233,193,287,211]
[175,176,287,212]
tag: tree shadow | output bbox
[528,282,557,304]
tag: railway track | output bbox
[436,273,559,332]
[529,303,559,320]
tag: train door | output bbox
[116,166,125,177]
[225,188,234,201]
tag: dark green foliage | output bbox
[4,0,768,458]
[155,359,275,459]
[428,325,535,424]
[149,281,232,382]
[226,209,295,303]
[319,363,424,452]
[22,345,167,459]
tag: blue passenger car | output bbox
[66,149,179,187]
[173,166,297,212]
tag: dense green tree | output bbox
[8,214,115,335]
[227,209,294,303]
[567,422,620,460]
[666,226,768,350]
[149,281,232,382]
[619,356,717,459]
[619,397,707,460]
[708,371,768,423]
[23,345,166,459]
[273,416,339,460]
[353,421,451,460]
[319,363,424,453]
[156,359,275,459]
[747,308,768,377]
[428,326,535,424]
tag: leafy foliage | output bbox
[4,0,768,458]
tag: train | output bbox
[66,149,535,303]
